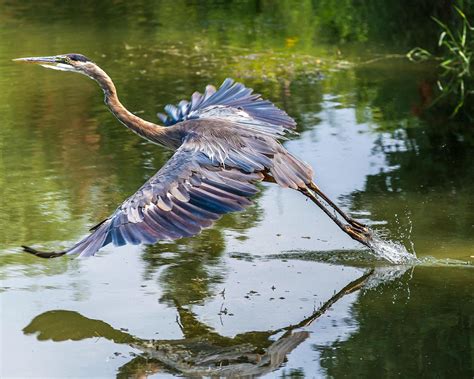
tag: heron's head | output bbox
[14,53,97,77]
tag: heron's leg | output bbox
[264,172,371,246]
[308,182,369,232]
[299,187,371,247]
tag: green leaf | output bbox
[461,20,466,47]
[439,31,447,46]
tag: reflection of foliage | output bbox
[408,6,474,117]
[142,229,227,306]
[141,201,262,306]
[0,252,75,281]
[317,268,474,378]
[313,0,455,46]
[349,123,474,259]
[1,0,455,47]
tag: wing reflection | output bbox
[23,270,373,377]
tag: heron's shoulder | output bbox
[178,118,244,136]
[176,118,235,133]
[170,122,255,160]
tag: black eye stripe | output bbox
[65,54,90,62]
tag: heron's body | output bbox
[16,53,371,258]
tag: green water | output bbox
[1,1,473,377]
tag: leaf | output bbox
[406,47,432,62]
[439,31,447,47]
[440,58,454,69]
[454,5,466,21]
[432,17,456,42]
[461,20,466,47]
[458,50,469,66]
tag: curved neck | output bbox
[89,66,170,145]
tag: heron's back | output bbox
[175,118,313,189]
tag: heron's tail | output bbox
[269,149,314,190]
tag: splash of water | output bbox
[366,233,419,264]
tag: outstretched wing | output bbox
[23,138,264,259]
[157,78,296,137]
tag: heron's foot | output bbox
[344,224,372,247]
[348,219,370,234]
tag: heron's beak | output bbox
[13,56,58,64]
[13,56,72,71]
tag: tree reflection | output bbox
[141,200,262,306]
[320,53,474,259]
[316,267,474,378]
[349,123,474,258]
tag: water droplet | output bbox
[367,233,419,264]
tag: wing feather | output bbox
[23,108,314,259]
[23,136,264,258]
[158,78,296,136]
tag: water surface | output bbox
[1,1,473,377]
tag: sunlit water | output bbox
[1,1,473,378]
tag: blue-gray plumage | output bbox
[15,54,372,258]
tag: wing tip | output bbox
[22,245,66,259]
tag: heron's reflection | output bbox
[23,270,373,377]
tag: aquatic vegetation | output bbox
[407,6,473,117]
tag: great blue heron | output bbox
[15,53,372,258]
